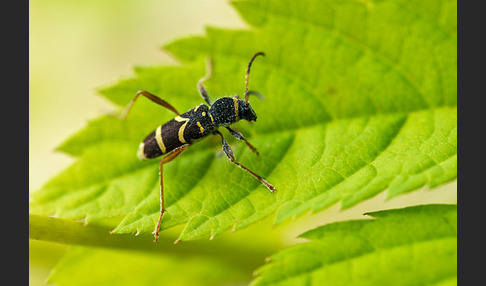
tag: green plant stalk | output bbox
[29,214,276,272]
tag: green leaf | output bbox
[30,0,457,241]
[252,204,457,286]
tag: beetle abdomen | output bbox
[137,104,214,160]
[137,118,187,160]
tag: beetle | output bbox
[120,52,275,242]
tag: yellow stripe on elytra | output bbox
[178,121,189,143]
[155,126,167,154]
[210,114,214,123]
[137,142,147,160]
[233,97,239,121]
[197,122,204,133]
[174,116,189,122]
[173,116,190,143]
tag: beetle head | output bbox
[238,99,257,122]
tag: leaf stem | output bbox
[29,214,275,271]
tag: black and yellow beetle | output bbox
[121,52,275,241]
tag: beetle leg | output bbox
[121,90,180,119]
[197,57,213,105]
[215,131,275,192]
[153,144,189,242]
[225,127,259,156]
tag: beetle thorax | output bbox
[209,97,257,127]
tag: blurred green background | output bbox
[29,0,246,193]
[30,0,246,284]
[30,0,457,285]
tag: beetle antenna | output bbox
[247,90,265,101]
[244,52,265,105]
